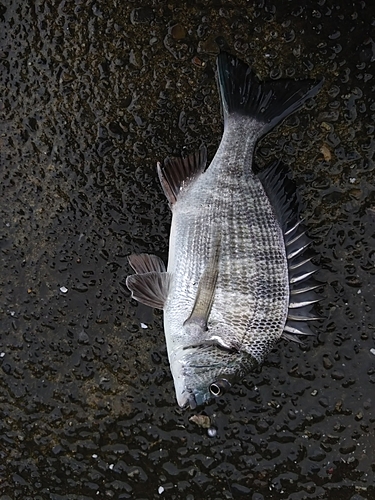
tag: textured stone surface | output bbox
[1,1,375,498]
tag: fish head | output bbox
[170,343,258,409]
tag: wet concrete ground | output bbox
[1,0,375,499]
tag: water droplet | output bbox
[78,331,89,344]
[207,427,217,438]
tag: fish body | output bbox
[126,52,323,408]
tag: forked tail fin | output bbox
[217,51,323,137]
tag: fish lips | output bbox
[178,380,233,409]
[173,366,210,409]
[171,353,214,409]
[178,389,211,410]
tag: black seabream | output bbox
[126,52,323,408]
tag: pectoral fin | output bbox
[126,253,170,309]
[126,272,170,309]
[128,253,166,274]
[184,237,221,330]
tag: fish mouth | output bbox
[187,393,197,409]
[178,390,210,410]
[175,389,198,409]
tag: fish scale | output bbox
[126,51,323,408]
[165,118,289,365]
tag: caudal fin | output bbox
[217,51,323,136]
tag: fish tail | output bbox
[217,51,323,137]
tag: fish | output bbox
[126,51,323,409]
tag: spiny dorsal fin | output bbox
[184,235,221,331]
[126,253,169,309]
[157,146,207,206]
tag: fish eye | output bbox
[209,379,231,397]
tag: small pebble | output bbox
[192,55,206,67]
[140,323,148,329]
[60,286,68,293]
[170,23,186,40]
[189,414,211,428]
[158,486,164,494]
[320,143,332,160]
[370,348,375,356]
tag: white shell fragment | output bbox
[207,427,217,437]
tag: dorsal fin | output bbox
[157,146,207,206]
[258,160,299,230]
